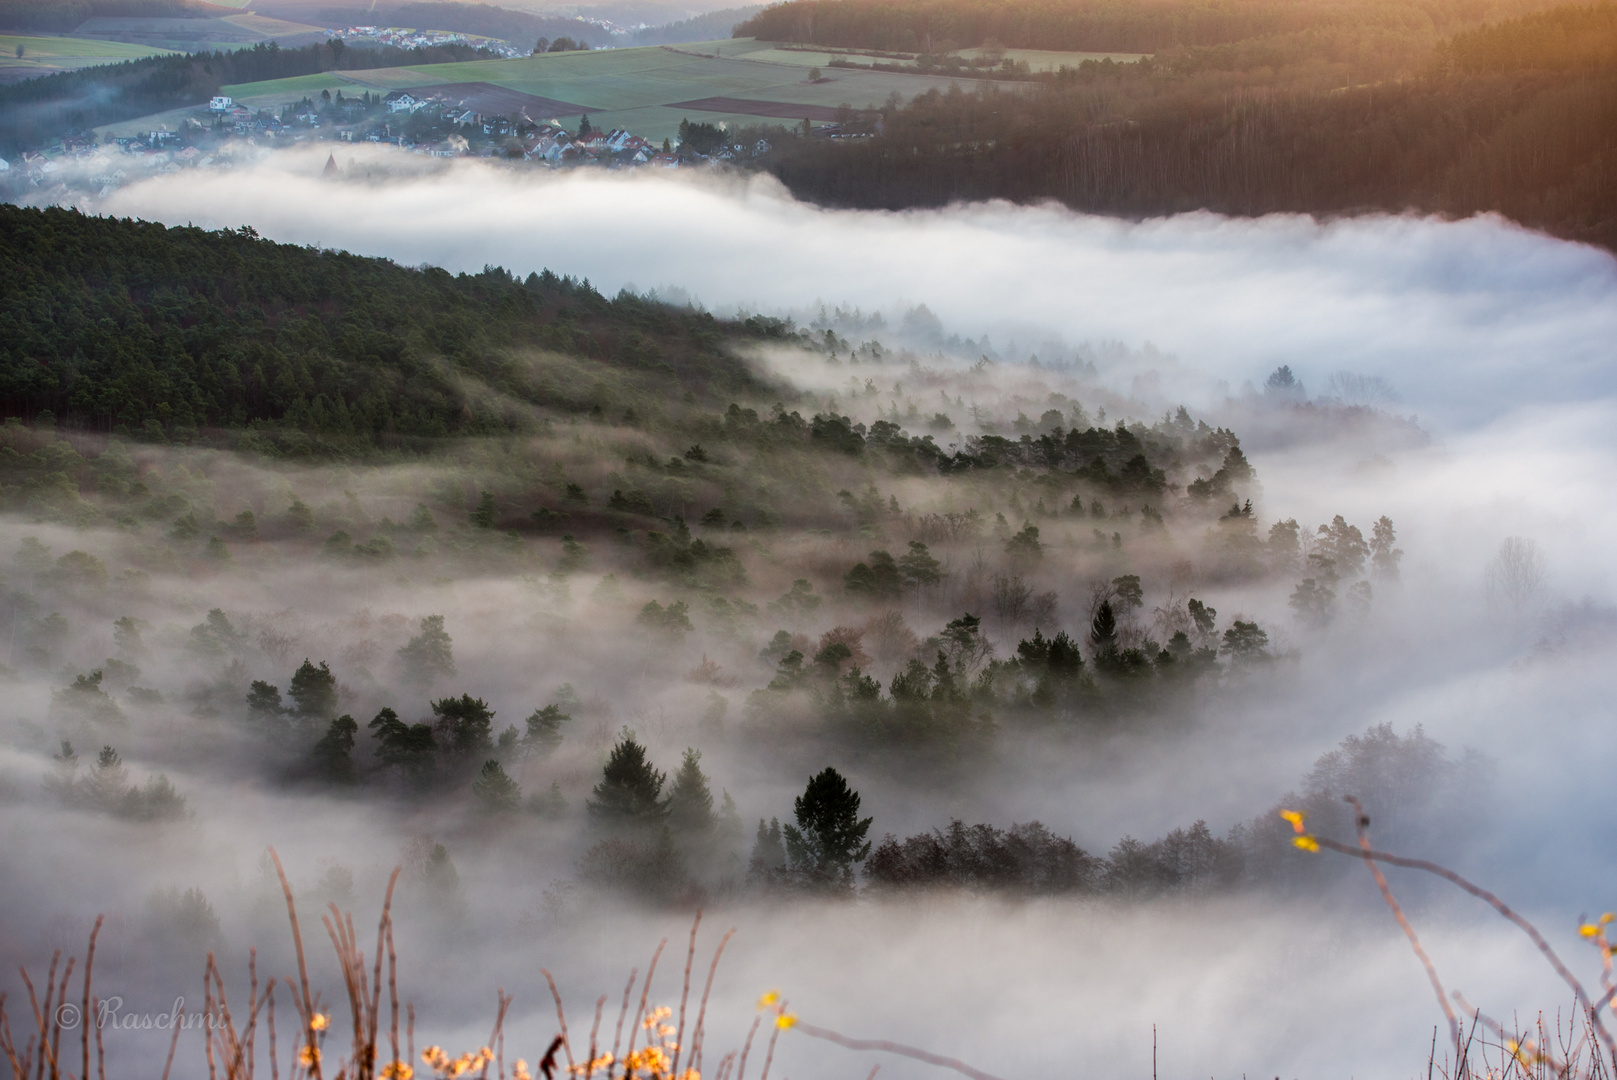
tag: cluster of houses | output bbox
[332,26,526,57]
[2,81,764,201]
[380,90,681,167]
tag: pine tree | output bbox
[898,541,942,589]
[309,715,358,784]
[472,759,522,812]
[782,767,873,888]
[1371,516,1403,581]
[247,680,285,717]
[398,615,455,686]
[666,748,714,834]
[1005,523,1043,562]
[587,731,666,825]
[431,694,495,756]
[524,703,569,754]
[369,707,437,779]
[288,659,338,720]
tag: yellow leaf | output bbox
[1293,836,1320,853]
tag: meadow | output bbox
[0,34,175,80]
[219,39,1027,141]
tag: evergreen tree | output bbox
[83,745,129,811]
[898,541,943,590]
[1289,578,1337,626]
[666,748,715,834]
[369,707,437,779]
[1005,523,1043,562]
[409,503,438,531]
[470,491,498,528]
[844,551,903,599]
[309,715,358,784]
[247,680,285,717]
[1317,515,1370,577]
[748,816,787,881]
[1186,598,1217,643]
[1371,516,1403,581]
[587,731,666,825]
[472,759,522,812]
[1222,621,1271,665]
[1111,574,1144,612]
[431,694,495,756]
[717,789,744,844]
[1089,600,1118,655]
[524,703,570,754]
[288,659,338,720]
[782,767,873,888]
[112,615,147,658]
[399,615,455,686]
[528,780,567,818]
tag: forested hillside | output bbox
[735,0,1554,57]
[760,4,1617,251]
[0,0,226,33]
[0,205,774,449]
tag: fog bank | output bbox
[54,146,1617,430]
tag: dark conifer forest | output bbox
[754,2,1617,250]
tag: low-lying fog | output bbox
[67,145,1617,429]
[7,147,1617,1079]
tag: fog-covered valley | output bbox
[2,154,1616,1080]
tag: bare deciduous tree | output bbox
[991,572,1032,631]
[862,610,918,664]
[1029,590,1058,629]
[1484,536,1547,617]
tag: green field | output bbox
[0,34,175,76]
[225,72,361,101]
[217,39,1037,141]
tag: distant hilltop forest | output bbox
[746,0,1617,252]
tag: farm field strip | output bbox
[0,33,177,80]
[187,37,1045,139]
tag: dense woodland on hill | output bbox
[0,0,224,33]
[0,204,775,446]
[754,2,1617,250]
[736,0,1520,54]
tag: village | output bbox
[0,77,800,200]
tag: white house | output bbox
[384,91,419,113]
[209,96,233,112]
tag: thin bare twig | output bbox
[672,912,702,1080]
[788,1021,1010,1080]
[1318,797,1617,1069]
[689,929,736,1077]
[538,971,574,1074]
